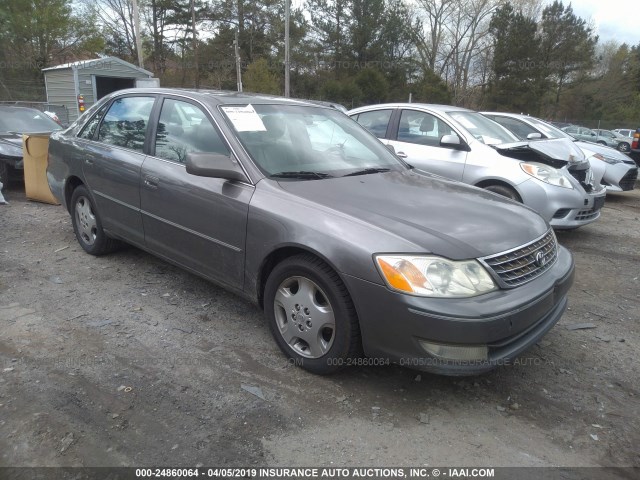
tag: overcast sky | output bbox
[562,0,639,46]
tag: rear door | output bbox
[386,108,467,180]
[79,95,156,246]
[140,96,254,289]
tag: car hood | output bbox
[492,138,587,167]
[276,170,548,259]
[575,141,635,163]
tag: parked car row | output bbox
[554,124,636,154]
[482,113,638,193]
[349,103,629,230]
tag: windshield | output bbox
[447,111,519,145]
[0,108,62,133]
[220,104,405,178]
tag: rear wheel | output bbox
[618,142,631,153]
[483,184,521,202]
[70,185,119,255]
[264,254,361,374]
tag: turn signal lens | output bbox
[375,255,497,298]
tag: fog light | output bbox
[419,340,488,361]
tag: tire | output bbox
[483,184,521,202]
[0,162,9,187]
[264,254,362,374]
[70,185,119,255]
[618,142,631,153]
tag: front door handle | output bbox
[144,175,159,188]
[396,151,408,158]
[85,159,94,165]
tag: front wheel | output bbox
[618,142,631,153]
[264,254,361,374]
[70,185,119,255]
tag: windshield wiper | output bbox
[270,171,333,180]
[342,167,391,177]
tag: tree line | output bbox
[0,0,638,126]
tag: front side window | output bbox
[221,104,404,177]
[154,99,229,163]
[353,109,392,138]
[397,110,454,146]
[97,96,155,152]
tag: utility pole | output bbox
[132,0,144,69]
[234,31,243,92]
[284,0,290,97]
[190,0,199,88]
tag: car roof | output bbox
[350,103,473,113]
[108,88,325,108]
[0,105,45,113]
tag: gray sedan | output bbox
[349,104,606,229]
[47,89,574,376]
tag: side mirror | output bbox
[186,152,247,182]
[385,144,396,154]
[526,132,542,140]
[440,134,468,150]
[590,132,596,136]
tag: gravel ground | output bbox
[0,184,638,470]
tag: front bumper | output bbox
[343,245,574,376]
[602,164,637,192]
[517,177,606,229]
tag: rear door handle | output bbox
[396,151,408,158]
[144,175,159,188]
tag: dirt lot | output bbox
[0,183,639,470]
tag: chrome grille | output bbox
[481,230,558,288]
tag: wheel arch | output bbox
[255,244,352,310]
[64,176,85,213]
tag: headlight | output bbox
[591,153,620,165]
[375,255,497,298]
[0,142,23,158]
[520,162,573,189]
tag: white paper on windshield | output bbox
[221,104,266,132]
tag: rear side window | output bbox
[352,109,392,138]
[78,103,109,140]
[154,98,229,163]
[97,96,155,152]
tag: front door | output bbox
[387,108,467,180]
[140,97,254,289]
